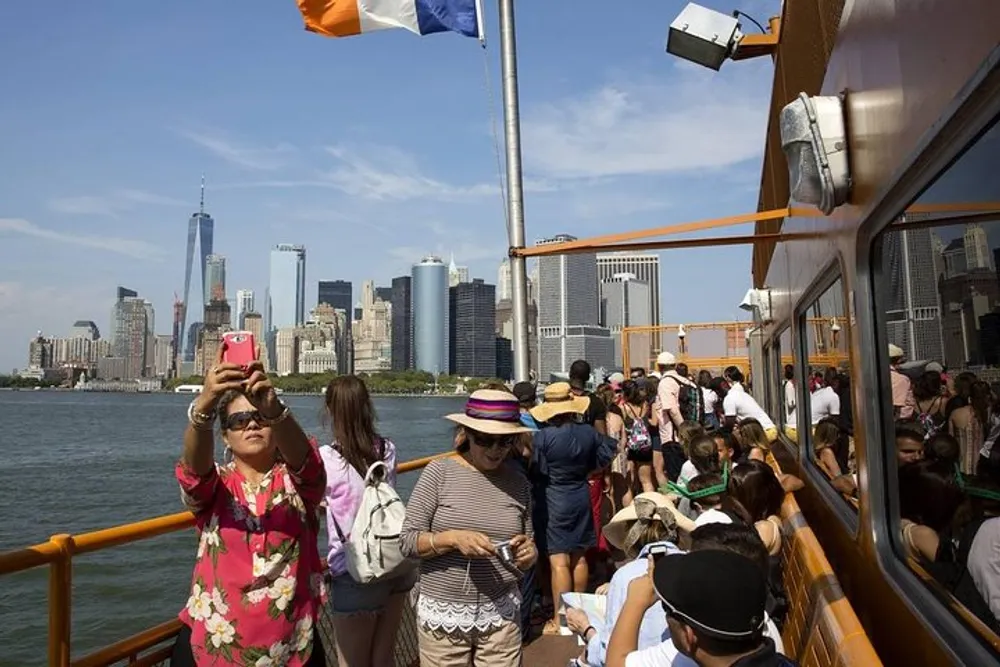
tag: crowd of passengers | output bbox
[168,347,806,667]
[781,343,1000,633]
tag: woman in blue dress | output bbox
[530,382,617,635]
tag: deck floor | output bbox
[523,632,582,665]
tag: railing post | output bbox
[49,534,73,667]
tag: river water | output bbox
[0,391,466,667]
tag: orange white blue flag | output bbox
[296,0,481,39]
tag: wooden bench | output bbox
[779,493,882,666]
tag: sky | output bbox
[0,0,780,372]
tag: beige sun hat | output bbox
[603,492,679,553]
[888,344,905,359]
[529,382,591,423]
[445,389,533,436]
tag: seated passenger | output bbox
[564,492,682,666]
[171,348,327,667]
[605,524,789,667]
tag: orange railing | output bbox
[0,450,454,667]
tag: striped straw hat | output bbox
[445,389,534,435]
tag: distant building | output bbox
[204,254,227,303]
[601,273,652,368]
[449,279,496,377]
[235,290,255,329]
[267,244,307,332]
[496,337,514,380]
[412,256,449,374]
[391,276,413,371]
[318,280,352,313]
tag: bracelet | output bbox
[262,402,291,425]
[582,625,596,639]
[429,533,440,555]
[187,400,215,431]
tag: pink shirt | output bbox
[176,443,327,666]
[319,438,397,577]
[657,372,690,442]
[891,367,915,418]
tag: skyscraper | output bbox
[204,255,227,303]
[267,244,307,332]
[412,256,449,374]
[110,287,153,380]
[449,253,469,287]
[450,279,497,377]
[180,177,214,363]
[318,280,352,313]
[882,222,944,363]
[235,290,255,329]
[601,273,652,367]
[391,275,413,371]
[497,257,512,302]
[597,252,661,328]
[536,234,614,378]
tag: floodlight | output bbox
[666,3,744,71]
[780,92,852,214]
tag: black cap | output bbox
[653,550,767,640]
[511,381,537,404]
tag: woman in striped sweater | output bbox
[400,389,538,666]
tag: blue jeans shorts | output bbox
[329,566,418,615]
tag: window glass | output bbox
[777,328,794,436]
[873,118,1000,647]
[801,277,856,509]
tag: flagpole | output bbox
[497,0,531,382]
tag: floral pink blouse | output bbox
[175,443,327,666]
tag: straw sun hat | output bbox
[529,381,590,423]
[445,389,534,435]
[603,492,679,553]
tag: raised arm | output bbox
[182,347,246,476]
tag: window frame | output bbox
[856,50,1000,663]
[771,323,798,461]
[795,263,860,532]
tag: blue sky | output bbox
[0,0,778,371]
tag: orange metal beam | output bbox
[514,232,818,258]
[72,620,183,667]
[732,16,781,61]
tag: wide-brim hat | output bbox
[603,492,678,552]
[529,381,590,423]
[445,389,533,436]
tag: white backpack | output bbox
[333,460,410,584]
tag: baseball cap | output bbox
[653,550,767,640]
[656,352,677,366]
[511,381,537,405]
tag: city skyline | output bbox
[0,1,776,372]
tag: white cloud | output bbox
[521,66,770,180]
[179,130,295,170]
[0,218,165,260]
[49,189,187,217]
[322,144,500,202]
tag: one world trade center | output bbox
[179,177,214,362]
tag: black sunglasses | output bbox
[223,410,266,431]
[472,433,515,450]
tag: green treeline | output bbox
[165,371,507,394]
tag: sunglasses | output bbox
[472,434,515,450]
[223,411,266,431]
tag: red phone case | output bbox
[222,331,256,366]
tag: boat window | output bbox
[801,277,856,510]
[872,117,1000,650]
[774,327,796,445]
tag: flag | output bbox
[296,0,480,39]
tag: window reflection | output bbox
[802,279,856,507]
[777,328,796,441]
[875,119,1000,642]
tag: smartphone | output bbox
[648,544,669,563]
[222,331,256,366]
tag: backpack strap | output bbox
[363,460,389,485]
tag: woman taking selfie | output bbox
[171,347,327,667]
[401,389,538,667]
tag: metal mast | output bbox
[498,0,530,382]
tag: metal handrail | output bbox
[0,449,454,667]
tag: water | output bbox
[0,391,466,667]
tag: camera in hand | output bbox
[648,544,669,563]
[496,541,515,565]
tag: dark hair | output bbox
[724,366,745,384]
[689,523,769,574]
[675,362,689,378]
[714,431,742,462]
[813,418,841,450]
[729,460,785,521]
[698,370,713,388]
[953,371,977,401]
[894,419,926,445]
[823,366,839,389]
[569,359,591,383]
[784,364,794,381]
[969,380,992,431]
[623,380,646,407]
[685,477,753,533]
[925,432,960,466]
[898,459,963,532]
[688,434,721,473]
[913,371,943,402]
[629,367,646,378]
[324,375,381,476]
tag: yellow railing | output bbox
[0,450,455,667]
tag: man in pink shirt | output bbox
[889,344,915,419]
